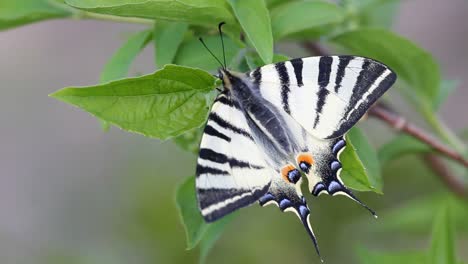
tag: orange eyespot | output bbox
[280,164,296,182]
[297,153,314,166]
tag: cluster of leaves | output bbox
[3,0,466,263]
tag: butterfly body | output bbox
[196,55,396,260]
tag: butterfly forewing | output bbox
[195,94,272,222]
[250,56,396,139]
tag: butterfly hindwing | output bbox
[250,56,396,140]
[196,94,272,222]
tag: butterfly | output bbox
[195,23,396,261]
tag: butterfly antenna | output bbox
[199,37,225,69]
[218,22,227,69]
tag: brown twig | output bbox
[424,154,467,197]
[368,106,468,168]
[301,41,467,198]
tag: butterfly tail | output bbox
[259,181,323,262]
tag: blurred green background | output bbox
[0,0,467,263]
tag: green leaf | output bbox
[154,21,188,68]
[175,176,209,249]
[175,176,232,257]
[199,215,231,263]
[100,30,152,83]
[270,1,345,40]
[357,247,428,264]
[245,53,289,70]
[378,135,431,165]
[0,0,70,31]
[174,35,241,72]
[430,203,456,264]
[172,127,204,154]
[434,80,459,111]
[348,0,401,28]
[228,0,273,64]
[64,0,238,33]
[340,127,382,193]
[332,28,441,112]
[50,65,218,139]
[376,194,468,234]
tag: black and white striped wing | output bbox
[249,56,396,139]
[196,94,272,222]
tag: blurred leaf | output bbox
[154,21,188,68]
[378,135,431,165]
[64,0,238,33]
[377,194,468,234]
[332,29,441,112]
[199,215,232,264]
[270,1,345,40]
[174,35,241,72]
[173,127,204,154]
[50,65,218,139]
[228,0,273,64]
[0,0,70,31]
[176,176,209,249]
[358,247,427,264]
[429,203,456,264]
[245,52,289,70]
[176,176,232,257]
[347,0,401,28]
[100,30,152,83]
[340,127,382,193]
[434,80,459,111]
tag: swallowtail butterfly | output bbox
[195,23,396,261]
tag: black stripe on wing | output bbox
[334,56,352,93]
[325,57,396,139]
[208,112,254,140]
[275,62,291,114]
[200,185,270,222]
[290,58,304,87]
[199,148,265,169]
[313,56,332,128]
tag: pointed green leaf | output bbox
[430,204,456,264]
[174,35,241,72]
[340,127,382,193]
[100,30,152,83]
[332,28,441,111]
[228,0,273,64]
[175,176,232,255]
[154,21,188,68]
[199,215,231,263]
[64,0,238,33]
[378,135,431,165]
[270,1,345,40]
[0,0,70,31]
[176,176,209,249]
[51,65,218,139]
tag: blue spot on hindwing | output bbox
[332,139,346,155]
[328,181,342,194]
[279,198,292,210]
[330,161,341,171]
[299,205,309,219]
